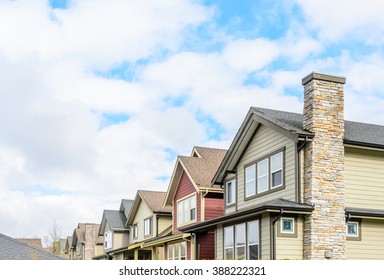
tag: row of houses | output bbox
[64,72,384,260]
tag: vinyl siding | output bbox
[198,231,215,260]
[131,200,153,243]
[276,216,304,260]
[346,219,384,259]
[158,216,172,235]
[204,194,224,221]
[234,125,297,213]
[173,171,199,234]
[261,213,271,260]
[216,225,223,260]
[112,232,129,250]
[345,147,384,210]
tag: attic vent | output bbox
[192,152,199,157]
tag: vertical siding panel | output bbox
[198,231,215,260]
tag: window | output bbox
[168,242,186,260]
[224,226,234,259]
[257,159,269,193]
[104,231,112,249]
[281,217,294,234]
[177,195,196,226]
[346,221,361,241]
[247,221,259,260]
[245,150,284,198]
[226,179,236,206]
[144,217,152,236]
[132,224,138,239]
[224,220,260,260]
[235,224,246,260]
[245,165,256,197]
[271,153,283,188]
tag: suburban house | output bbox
[94,199,133,260]
[125,190,172,260]
[71,223,103,260]
[143,146,227,260]
[64,236,73,259]
[181,72,384,260]
[0,233,64,260]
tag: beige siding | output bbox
[276,216,304,260]
[131,200,153,243]
[216,225,223,260]
[235,125,297,212]
[346,219,384,259]
[113,232,129,249]
[158,216,172,234]
[345,147,384,210]
[261,213,270,260]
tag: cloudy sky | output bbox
[1,0,384,242]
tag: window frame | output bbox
[225,178,236,207]
[144,217,153,237]
[346,220,361,241]
[277,216,297,238]
[244,148,285,200]
[104,230,112,250]
[223,220,260,260]
[168,242,187,260]
[177,194,197,226]
[132,224,138,240]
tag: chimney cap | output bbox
[302,72,346,85]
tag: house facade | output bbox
[71,223,102,260]
[94,199,133,260]
[144,146,227,260]
[125,190,172,260]
[182,72,384,260]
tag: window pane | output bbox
[224,226,233,248]
[236,246,245,260]
[190,195,196,221]
[225,248,234,260]
[190,208,196,220]
[177,201,183,224]
[272,170,282,188]
[281,218,294,233]
[247,221,259,245]
[190,195,196,208]
[347,222,358,236]
[245,165,256,197]
[271,152,282,172]
[258,175,268,193]
[248,244,259,260]
[168,244,173,260]
[226,180,235,205]
[175,243,180,259]
[184,200,189,222]
[235,224,245,260]
[180,242,186,260]
[257,159,268,176]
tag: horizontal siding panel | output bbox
[261,214,270,260]
[276,216,303,260]
[345,148,384,210]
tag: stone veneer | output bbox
[302,72,346,260]
[84,224,97,260]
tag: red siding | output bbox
[173,171,200,234]
[198,231,215,260]
[204,193,224,221]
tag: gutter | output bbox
[271,209,284,260]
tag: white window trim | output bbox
[245,165,256,197]
[177,194,197,226]
[104,230,112,250]
[346,221,359,237]
[280,217,295,234]
[257,158,269,194]
[168,242,186,260]
[271,152,283,189]
[132,224,138,239]
[226,179,236,206]
[144,217,152,236]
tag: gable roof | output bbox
[164,146,227,206]
[120,199,134,218]
[99,210,128,235]
[0,233,64,260]
[213,107,384,184]
[126,190,172,226]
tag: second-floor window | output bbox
[144,217,152,236]
[225,179,236,206]
[245,150,284,198]
[177,194,196,226]
[104,231,112,249]
[132,224,138,239]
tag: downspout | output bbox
[156,214,160,236]
[271,209,284,260]
[297,137,308,204]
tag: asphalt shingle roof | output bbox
[138,190,172,213]
[0,233,64,260]
[253,107,384,147]
[104,210,127,229]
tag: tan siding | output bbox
[158,216,172,234]
[131,200,153,243]
[261,214,270,260]
[216,225,223,260]
[345,147,384,210]
[113,232,129,249]
[276,216,303,260]
[236,125,297,211]
[346,219,384,259]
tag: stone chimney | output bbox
[302,72,346,260]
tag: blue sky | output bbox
[1,0,384,242]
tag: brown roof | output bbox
[15,238,43,249]
[138,190,172,213]
[180,146,227,189]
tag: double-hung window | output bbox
[226,179,236,206]
[177,195,196,226]
[132,224,138,239]
[168,242,186,260]
[224,220,260,260]
[245,150,284,198]
[104,231,112,250]
[144,217,152,236]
